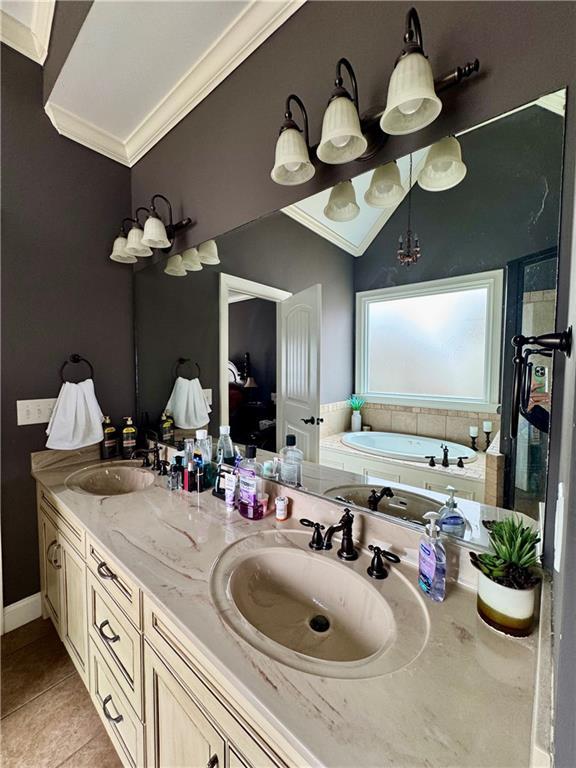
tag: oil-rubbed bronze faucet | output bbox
[301,509,358,561]
[367,487,394,510]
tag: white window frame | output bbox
[355,270,504,412]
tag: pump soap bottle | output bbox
[121,417,137,459]
[418,511,446,602]
[101,416,118,460]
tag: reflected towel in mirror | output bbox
[46,379,104,450]
[166,376,211,429]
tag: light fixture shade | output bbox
[125,225,153,257]
[182,248,203,271]
[142,215,171,248]
[380,53,442,135]
[317,96,368,164]
[198,240,220,265]
[164,253,187,276]
[364,162,406,208]
[324,180,360,222]
[418,137,467,191]
[109,235,138,263]
[270,128,315,186]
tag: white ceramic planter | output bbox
[351,411,362,432]
[477,570,537,636]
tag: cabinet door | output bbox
[145,645,225,768]
[39,511,61,631]
[59,536,88,685]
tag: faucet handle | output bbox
[367,544,401,579]
[300,519,325,550]
[425,455,436,467]
[457,456,466,468]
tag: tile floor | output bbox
[1,617,122,768]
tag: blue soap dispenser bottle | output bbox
[418,511,446,602]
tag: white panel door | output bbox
[278,284,321,462]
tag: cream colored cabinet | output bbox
[145,644,226,768]
[39,509,61,631]
[59,535,89,684]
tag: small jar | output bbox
[275,496,289,522]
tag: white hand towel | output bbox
[46,379,104,450]
[165,377,211,430]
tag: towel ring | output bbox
[173,357,201,380]
[60,354,94,382]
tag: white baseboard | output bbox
[3,592,42,634]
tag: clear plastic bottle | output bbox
[438,486,466,536]
[238,445,264,520]
[279,434,303,487]
[418,511,446,602]
[183,438,195,492]
[217,425,235,466]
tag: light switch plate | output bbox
[17,398,57,426]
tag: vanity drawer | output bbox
[87,536,141,628]
[38,486,85,556]
[89,641,145,768]
[88,572,143,718]
[144,596,290,768]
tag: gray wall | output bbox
[134,212,354,430]
[1,44,133,605]
[229,299,277,404]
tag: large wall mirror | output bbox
[134,88,566,549]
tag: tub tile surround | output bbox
[30,451,549,768]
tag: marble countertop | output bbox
[33,450,540,768]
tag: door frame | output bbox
[219,273,291,430]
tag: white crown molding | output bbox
[44,101,130,166]
[0,0,55,64]
[44,0,305,167]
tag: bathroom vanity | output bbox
[33,448,550,768]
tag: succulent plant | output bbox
[347,395,366,411]
[470,516,541,589]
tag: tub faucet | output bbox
[367,487,394,511]
[440,444,450,468]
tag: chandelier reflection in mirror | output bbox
[397,154,421,266]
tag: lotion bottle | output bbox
[418,511,446,602]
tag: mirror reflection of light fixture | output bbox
[125,208,153,257]
[164,253,187,276]
[271,94,315,186]
[182,248,203,271]
[198,240,220,265]
[380,7,442,136]
[317,58,368,164]
[110,218,138,263]
[243,353,258,389]
[324,180,360,222]
[364,161,406,208]
[418,136,467,191]
[397,154,421,266]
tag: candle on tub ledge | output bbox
[469,426,479,437]
[483,421,493,432]
[469,425,479,451]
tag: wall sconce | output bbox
[110,218,138,263]
[317,58,368,164]
[141,194,192,250]
[164,253,187,276]
[324,180,360,222]
[198,240,220,265]
[125,208,153,258]
[418,136,467,191]
[182,248,203,271]
[271,94,316,186]
[364,161,406,208]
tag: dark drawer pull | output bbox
[98,619,120,644]
[97,561,117,581]
[102,694,123,724]
[207,755,218,768]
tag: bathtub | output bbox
[341,432,476,464]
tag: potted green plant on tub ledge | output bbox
[347,395,365,432]
[470,516,541,637]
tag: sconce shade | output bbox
[110,235,137,263]
[271,127,315,185]
[182,248,203,271]
[324,180,360,222]
[364,162,405,207]
[317,96,368,164]
[198,240,220,265]
[142,214,171,248]
[125,225,153,257]
[164,253,187,276]
[380,53,442,135]
[418,136,467,191]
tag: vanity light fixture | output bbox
[271,94,316,186]
[164,253,187,277]
[317,58,368,164]
[418,136,467,191]
[141,194,192,251]
[198,240,220,265]
[182,248,203,271]
[397,154,421,265]
[364,161,406,208]
[125,208,153,258]
[380,7,442,135]
[110,218,138,263]
[324,180,360,222]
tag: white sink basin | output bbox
[65,462,155,496]
[211,530,429,678]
